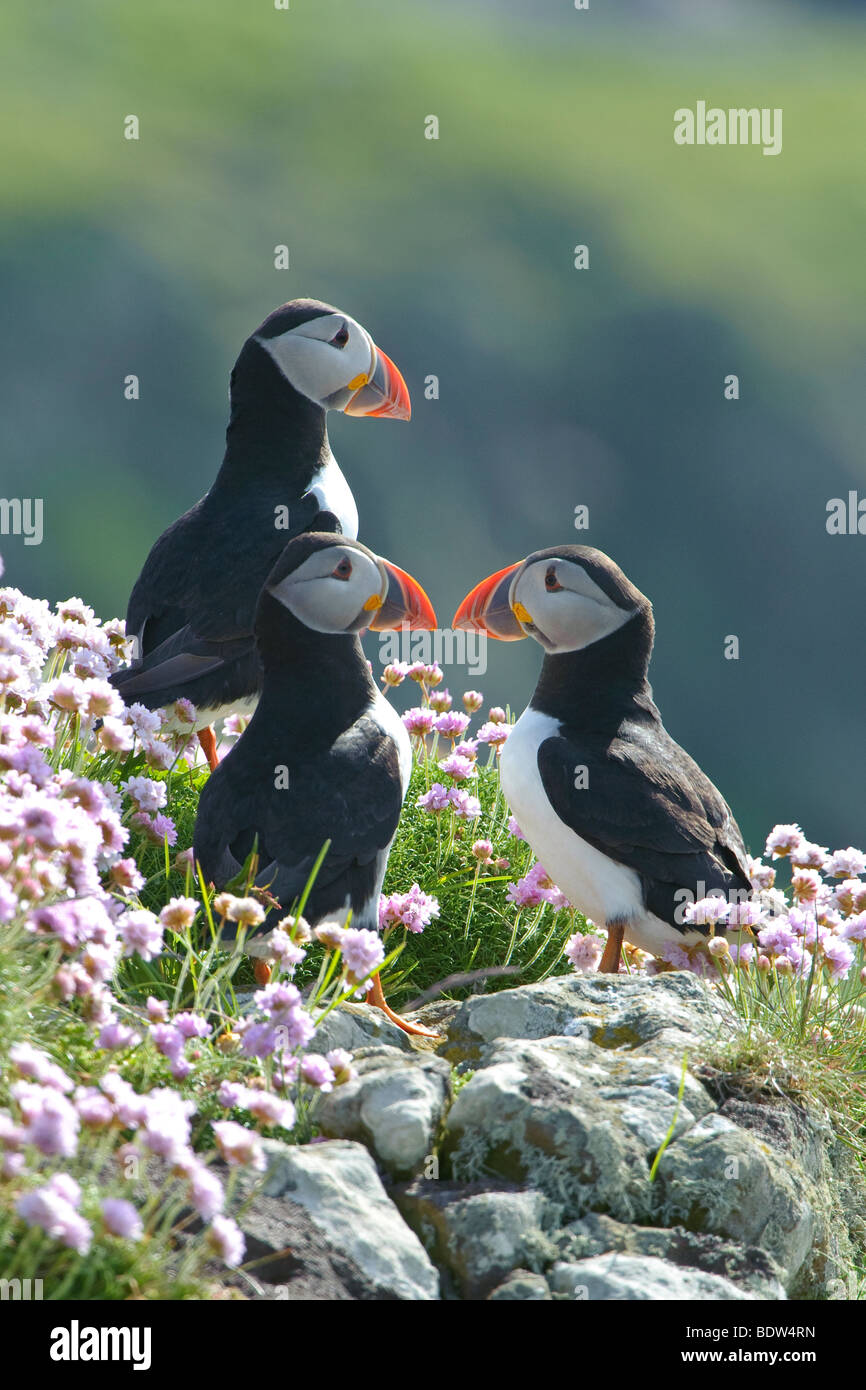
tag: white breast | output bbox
[366,689,413,796]
[500,706,697,954]
[308,450,359,540]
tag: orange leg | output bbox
[198,725,219,771]
[253,958,274,987]
[600,922,625,974]
[365,972,440,1039]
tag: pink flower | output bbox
[448,788,481,821]
[341,928,385,985]
[110,858,145,894]
[122,775,167,814]
[13,1083,79,1157]
[565,933,603,973]
[98,1021,141,1051]
[102,1198,143,1240]
[434,711,469,740]
[439,753,476,781]
[379,884,440,934]
[212,1120,266,1171]
[790,840,829,871]
[462,691,484,713]
[381,662,409,687]
[117,909,164,962]
[403,707,435,737]
[791,869,822,904]
[207,1215,245,1268]
[683,896,731,927]
[300,1056,336,1092]
[477,721,511,746]
[416,783,450,813]
[9,1043,72,1093]
[429,688,452,713]
[17,1185,92,1254]
[826,847,866,879]
[159,897,198,931]
[188,1163,225,1220]
[326,1049,355,1084]
[765,824,804,859]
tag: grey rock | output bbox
[444,972,721,1063]
[654,1112,824,1292]
[234,1139,439,1300]
[487,1270,552,1301]
[548,1253,755,1301]
[307,1002,417,1055]
[394,1181,558,1299]
[443,1034,714,1221]
[315,1046,451,1178]
[558,1211,787,1299]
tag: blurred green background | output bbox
[1,0,864,854]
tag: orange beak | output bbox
[453,562,527,640]
[368,561,437,631]
[344,344,411,421]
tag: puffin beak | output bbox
[366,561,437,631]
[453,562,527,640]
[344,343,411,421]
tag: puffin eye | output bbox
[544,567,562,592]
[330,325,350,349]
[331,556,353,581]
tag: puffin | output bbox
[193,524,439,1035]
[454,545,752,972]
[110,299,411,769]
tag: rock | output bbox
[548,1253,755,1301]
[394,1181,559,1299]
[234,1139,439,1300]
[488,1270,552,1300]
[443,972,721,1064]
[558,1211,787,1299]
[228,1195,388,1300]
[307,1002,417,1055]
[443,1034,714,1222]
[654,1112,825,1293]
[315,1046,452,1178]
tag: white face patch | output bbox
[511,558,635,654]
[256,313,375,409]
[268,545,385,634]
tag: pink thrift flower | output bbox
[416,782,450,813]
[212,1120,266,1171]
[765,824,804,860]
[403,707,435,737]
[207,1215,245,1268]
[826,847,866,879]
[102,1198,143,1240]
[565,933,603,973]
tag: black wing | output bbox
[112,492,326,708]
[194,715,406,927]
[537,718,751,929]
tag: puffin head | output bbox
[259,530,436,638]
[453,546,651,655]
[235,298,411,420]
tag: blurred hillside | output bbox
[0,0,864,852]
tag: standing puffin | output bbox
[110,299,411,768]
[193,525,439,1035]
[454,546,752,972]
